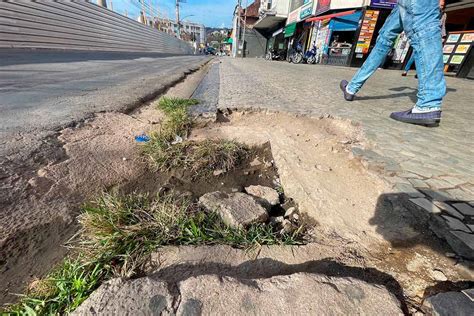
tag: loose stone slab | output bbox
[409,198,441,214]
[424,291,474,316]
[433,201,464,220]
[177,273,403,315]
[199,192,268,228]
[72,278,172,315]
[441,215,471,233]
[245,185,280,207]
[453,203,474,216]
[446,231,474,260]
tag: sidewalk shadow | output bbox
[369,191,474,262]
[356,87,456,103]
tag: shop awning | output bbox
[305,10,357,22]
[329,11,362,31]
[284,23,297,38]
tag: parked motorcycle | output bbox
[288,42,304,63]
[265,48,286,61]
[303,44,317,64]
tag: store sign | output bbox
[287,8,300,24]
[443,32,474,66]
[315,0,331,15]
[355,10,380,54]
[300,1,314,19]
[370,0,397,9]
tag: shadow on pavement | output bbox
[151,257,409,314]
[356,87,456,103]
[370,192,474,264]
[0,49,185,67]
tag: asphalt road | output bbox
[0,48,208,192]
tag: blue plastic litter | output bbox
[135,134,150,142]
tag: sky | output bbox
[110,0,238,28]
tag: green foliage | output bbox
[143,97,250,178]
[4,193,306,315]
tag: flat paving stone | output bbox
[424,291,474,316]
[441,215,471,233]
[447,231,474,260]
[453,203,474,216]
[434,201,464,220]
[409,198,441,214]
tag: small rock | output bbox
[284,207,296,218]
[231,188,239,193]
[250,157,262,167]
[213,169,224,176]
[445,252,456,258]
[199,192,268,229]
[245,185,280,207]
[269,216,284,225]
[430,269,448,281]
[281,219,297,234]
[122,157,127,161]
[315,164,332,172]
[292,213,299,221]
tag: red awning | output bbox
[306,10,357,22]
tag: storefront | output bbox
[443,0,474,78]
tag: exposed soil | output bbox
[119,142,279,201]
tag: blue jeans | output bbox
[404,52,415,72]
[347,0,446,110]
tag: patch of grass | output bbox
[5,258,107,315]
[3,192,306,315]
[157,97,199,115]
[143,138,249,178]
[142,97,250,178]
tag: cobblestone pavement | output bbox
[218,57,474,259]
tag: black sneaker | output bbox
[340,80,355,101]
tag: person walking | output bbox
[401,8,446,77]
[340,0,446,127]
[401,52,416,76]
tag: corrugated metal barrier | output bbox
[0,0,192,54]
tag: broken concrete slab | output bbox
[177,273,403,315]
[199,192,268,228]
[72,278,173,315]
[245,185,280,207]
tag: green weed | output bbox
[142,97,249,178]
[3,192,306,315]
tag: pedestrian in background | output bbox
[340,0,446,127]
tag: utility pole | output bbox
[235,0,241,57]
[176,0,180,39]
[97,0,107,8]
[241,0,248,58]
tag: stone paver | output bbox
[199,191,268,228]
[218,58,474,259]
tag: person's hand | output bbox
[439,0,445,9]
